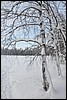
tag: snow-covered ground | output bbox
[1,55,66,99]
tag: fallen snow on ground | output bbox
[1,55,66,99]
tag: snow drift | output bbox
[1,55,66,99]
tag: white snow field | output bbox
[1,55,66,99]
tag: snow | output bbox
[1,55,66,99]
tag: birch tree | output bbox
[1,1,66,91]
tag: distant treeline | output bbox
[1,46,56,56]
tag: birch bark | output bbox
[40,1,49,91]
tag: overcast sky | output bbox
[1,1,66,49]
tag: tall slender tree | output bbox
[1,1,66,91]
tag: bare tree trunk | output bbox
[55,44,62,76]
[53,28,62,76]
[39,1,49,91]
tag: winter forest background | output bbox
[1,1,66,99]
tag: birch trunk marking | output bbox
[40,1,49,91]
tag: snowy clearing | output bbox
[1,55,66,99]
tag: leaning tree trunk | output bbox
[39,1,49,91]
[55,43,62,76]
[54,28,62,76]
